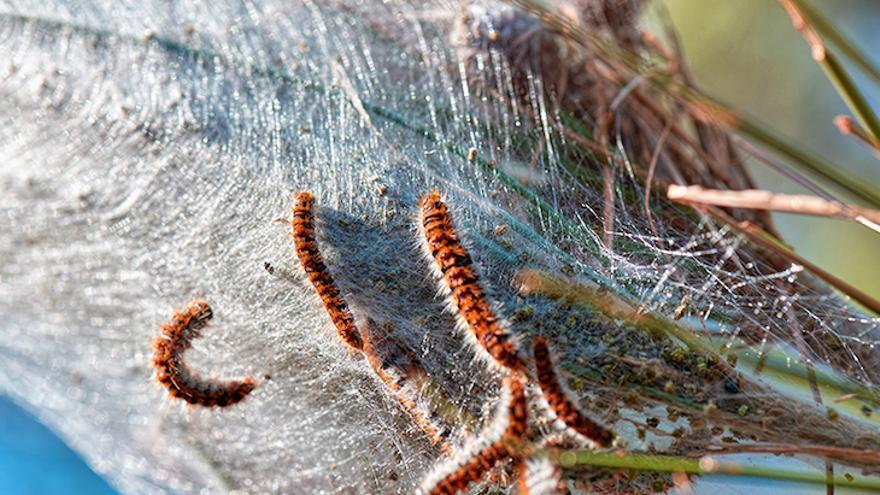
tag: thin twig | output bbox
[667,185,880,227]
[699,443,880,466]
[644,119,674,235]
[712,107,880,208]
[834,115,880,156]
[594,68,617,251]
[729,134,846,204]
[777,0,880,147]
[601,161,616,250]
[793,0,880,85]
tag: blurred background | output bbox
[2,1,878,493]
[664,0,880,300]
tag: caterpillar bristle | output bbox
[517,458,565,495]
[418,377,528,495]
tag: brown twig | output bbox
[644,119,674,235]
[594,63,617,251]
[834,115,880,155]
[776,0,880,148]
[667,185,880,227]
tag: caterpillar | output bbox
[418,190,525,374]
[419,377,528,495]
[291,191,364,351]
[292,192,455,453]
[532,336,613,448]
[152,300,256,407]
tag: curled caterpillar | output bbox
[419,377,528,495]
[291,191,364,351]
[533,336,613,447]
[419,190,525,374]
[152,300,256,407]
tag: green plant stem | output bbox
[795,0,880,86]
[514,268,880,410]
[779,0,880,147]
[819,49,880,147]
[546,449,880,491]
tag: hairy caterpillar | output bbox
[419,190,525,374]
[293,193,454,453]
[291,191,364,351]
[419,377,528,495]
[532,336,613,447]
[152,300,256,407]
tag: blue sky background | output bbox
[0,395,119,495]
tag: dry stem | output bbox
[667,185,880,226]
[834,115,880,156]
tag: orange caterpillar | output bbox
[291,192,453,453]
[152,300,256,407]
[419,377,528,495]
[291,191,364,351]
[419,190,525,374]
[361,319,454,454]
[532,337,613,448]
